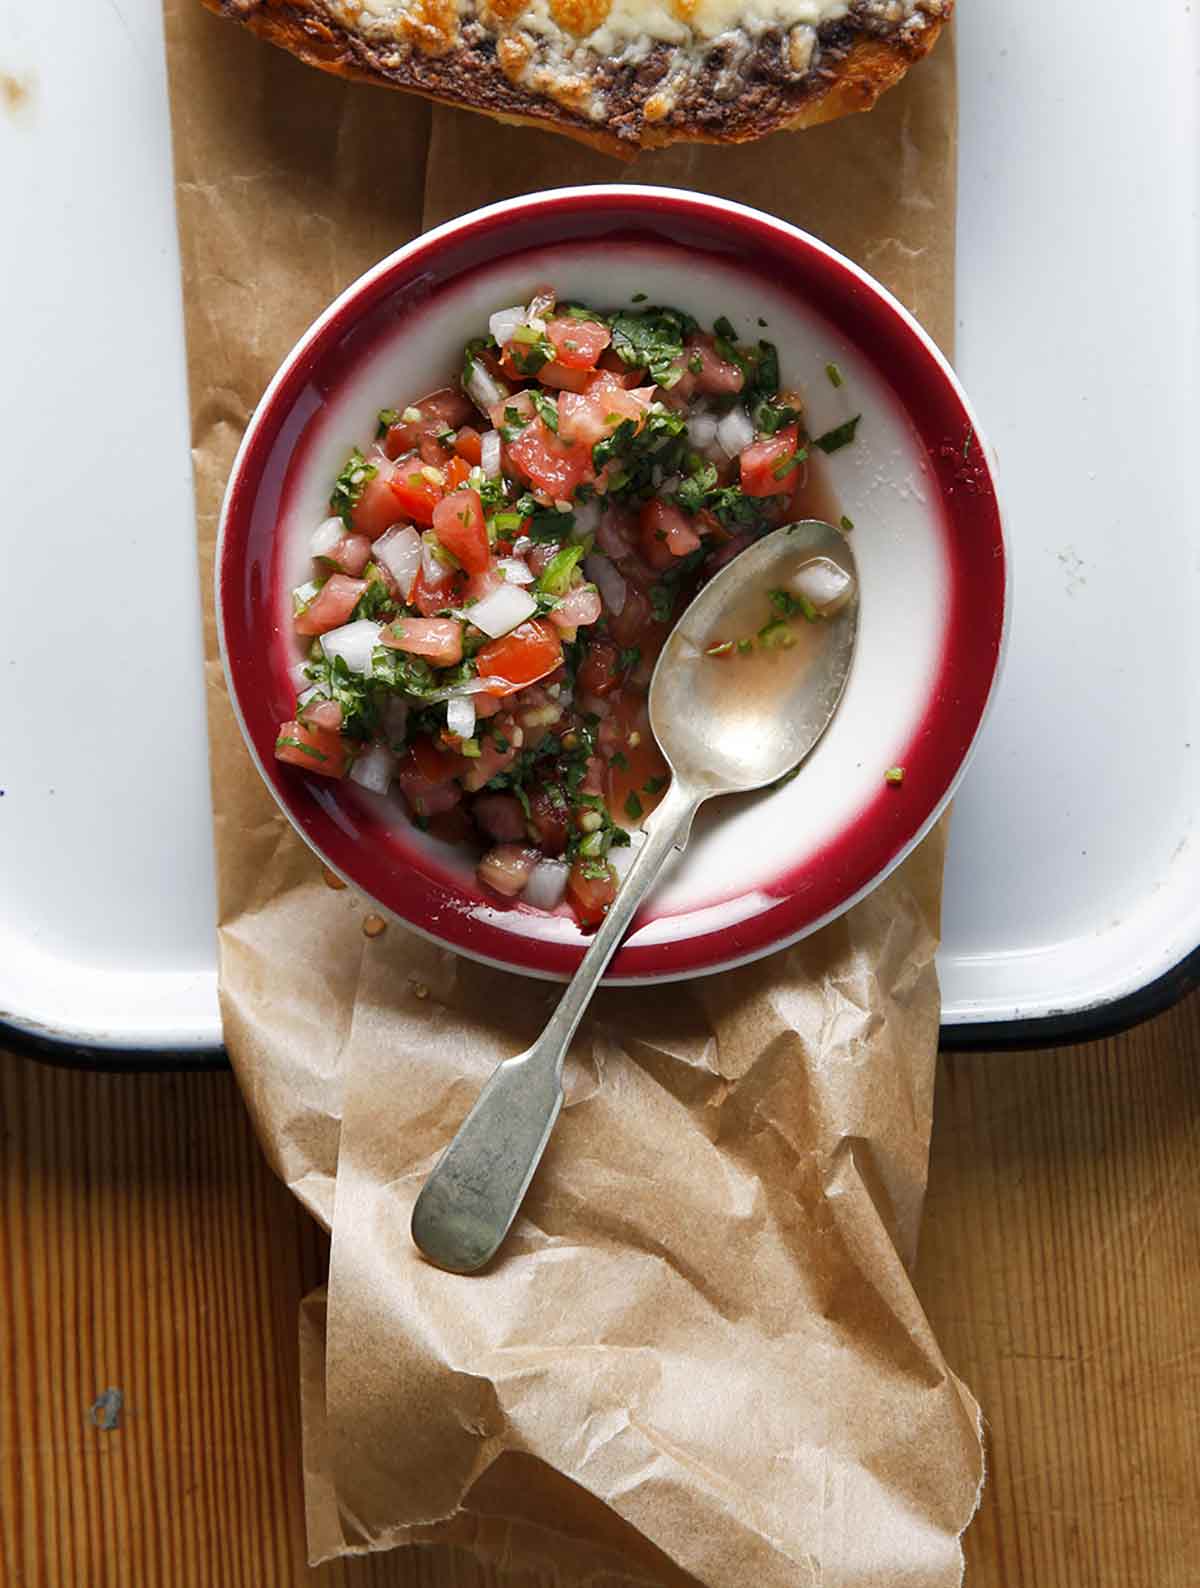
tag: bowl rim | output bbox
[216,182,1010,984]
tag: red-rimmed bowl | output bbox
[217,185,1008,983]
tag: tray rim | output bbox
[5,937,1198,1069]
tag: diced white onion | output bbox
[319,618,382,675]
[292,579,321,612]
[488,305,526,346]
[296,685,321,709]
[716,406,755,458]
[465,358,508,413]
[789,557,855,614]
[686,413,719,449]
[421,675,507,704]
[584,553,627,617]
[310,517,344,560]
[381,695,409,746]
[446,694,476,740]
[524,859,569,911]
[420,535,446,590]
[480,428,502,480]
[464,583,538,639]
[570,496,602,541]
[374,525,421,599]
[349,742,395,795]
[496,556,534,585]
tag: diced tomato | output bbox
[606,584,654,648]
[556,390,609,449]
[382,617,463,666]
[408,736,460,783]
[740,423,803,497]
[684,333,745,396]
[472,793,528,843]
[388,461,443,526]
[549,584,602,632]
[318,532,372,578]
[396,745,463,819]
[537,362,593,394]
[477,845,537,898]
[507,419,592,500]
[577,637,620,697]
[546,317,610,370]
[639,499,701,571]
[453,426,483,466]
[567,860,617,928]
[462,718,523,792]
[475,620,563,694]
[350,462,407,540]
[528,786,569,855]
[274,719,349,779]
[383,387,474,461]
[556,373,654,449]
[432,488,488,573]
[297,697,343,732]
[409,558,459,617]
[487,388,535,432]
[294,573,367,636]
[426,805,475,844]
[443,455,473,492]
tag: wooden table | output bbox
[3,996,1198,1586]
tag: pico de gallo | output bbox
[276,288,859,928]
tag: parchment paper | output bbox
[163,4,983,1578]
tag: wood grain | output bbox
[2,994,1198,1586]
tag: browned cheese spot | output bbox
[550,0,612,37]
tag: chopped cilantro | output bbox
[610,750,629,771]
[631,292,647,303]
[500,404,530,443]
[642,774,668,795]
[617,645,641,674]
[376,407,400,438]
[608,305,696,386]
[771,448,806,479]
[840,514,855,532]
[713,315,738,343]
[650,584,675,623]
[353,572,397,622]
[530,389,560,433]
[275,736,327,761]
[825,362,845,389]
[814,415,862,454]
[885,766,906,786]
[329,448,377,526]
[624,791,644,821]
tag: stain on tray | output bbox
[1,71,36,120]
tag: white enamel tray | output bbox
[2,0,1197,1062]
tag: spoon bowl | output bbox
[650,519,858,794]
[411,521,858,1273]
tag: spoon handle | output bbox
[410,777,704,1273]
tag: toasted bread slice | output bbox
[200,0,950,158]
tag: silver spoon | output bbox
[411,519,859,1273]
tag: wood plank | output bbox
[2,991,1198,1584]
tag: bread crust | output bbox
[199,0,948,158]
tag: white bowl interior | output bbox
[274,242,947,929]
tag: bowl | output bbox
[217,184,1008,983]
